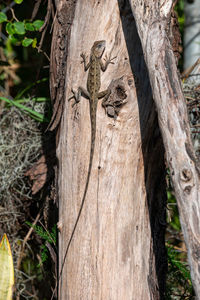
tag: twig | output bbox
[31,0,42,21]
[10,7,19,22]
[50,9,57,34]
[2,1,16,14]
[35,46,50,61]
[16,208,42,270]
[39,0,52,32]
[38,0,52,52]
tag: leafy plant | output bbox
[0,1,52,298]
[166,167,194,298]
[26,222,57,265]
[166,244,194,299]
[0,3,44,49]
[175,0,185,35]
[0,96,50,122]
[0,2,50,122]
[0,77,50,122]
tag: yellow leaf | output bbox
[0,234,14,300]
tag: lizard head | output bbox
[91,40,106,58]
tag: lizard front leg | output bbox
[69,53,91,106]
[68,87,90,107]
[100,54,116,72]
[80,53,91,71]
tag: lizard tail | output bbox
[57,116,96,287]
[66,122,96,250]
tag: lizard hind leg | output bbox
[97,88,111,100]
[98,88,111,109]
[69,87,90,107]
[98,89,111,113]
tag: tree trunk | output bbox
[129,0,200,298]
[50,1,167,299]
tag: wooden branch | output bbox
[129,0,200,297]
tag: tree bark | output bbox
[129,0,200,298]
[50,0,167,299]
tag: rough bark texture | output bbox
[129,0,200,298]
[49,0,77,132]
[51,0,167,299]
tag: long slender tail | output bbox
[64,121,96,256]
[54,114,96,296]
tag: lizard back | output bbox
[87,54,101,96]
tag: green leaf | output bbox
[40,248,48,264]
[0,97,48,122]
[13,22,25,35]
[13,97,50,104]
[8,35,19,45]
[14,0,23,3]
[31,97,50,102]
[22,38,33,47]
[6,23,15,35]
[32,38,37,48]
[25,22,35,31]
[15,77,48,99]
[33,20,44,30]
[0,12,7,23]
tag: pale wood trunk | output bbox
[129,0,200,298]
[50,0,167,299]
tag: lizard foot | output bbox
[104,54,117,65]
[68,88,80,107]
[80,52,87,64]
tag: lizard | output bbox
[50,40,115,300]
[67,40,115,258]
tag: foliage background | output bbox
[0,1,56,299]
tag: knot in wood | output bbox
[102,77,128,118]
[116,85,126,100]
[192,241,200,261]
[184,185,192,194]
[180,168,192,182]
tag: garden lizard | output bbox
[51,40,115,300]
[67,40,115,255]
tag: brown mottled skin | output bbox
[66,40,114,256]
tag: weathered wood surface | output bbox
[52,0,167,299]
[129,0,200,298]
